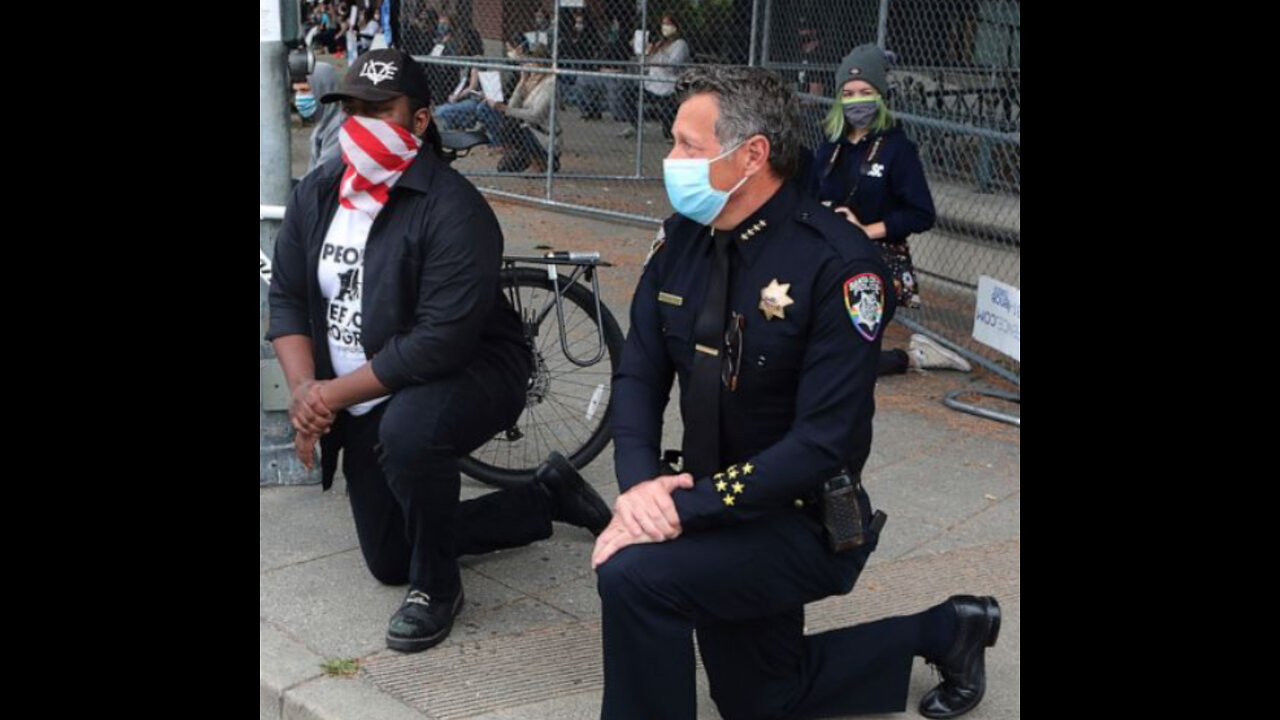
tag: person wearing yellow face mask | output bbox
[806,44,971,375]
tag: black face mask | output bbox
[842,100,880,129]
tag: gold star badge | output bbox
[759,279,794,321]
[715,480,728,492]
[742,463,754,475]
[723,495,736,506]
[732,482,745,494]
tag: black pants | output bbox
[596,489,918,720]
[495,117,548,163]
[618,85,678,138]
[335,353,553,600]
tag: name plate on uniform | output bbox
[658,292,684,307]
[973,276,1020,361]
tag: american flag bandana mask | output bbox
[338,115,421,217]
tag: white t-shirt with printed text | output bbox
[317,206,390,416]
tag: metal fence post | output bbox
[261,0,319,486]
[877,0,890,48]
[633,0,649,179]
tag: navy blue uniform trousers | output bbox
[597,487,916,720]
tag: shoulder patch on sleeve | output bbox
[843,272,886,341]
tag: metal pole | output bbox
[261,0,318,486]
[546,0,562,200]
[760,0,772,68]
[748,0,760,67]
[976,136,992,193]
[478,186,665,227]
[260,12,291,207]
[633,0,649,178]
[877,0,890,49]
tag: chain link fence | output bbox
[391,0,1019,380]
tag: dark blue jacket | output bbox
[612,181,895,532]
[806,124,936,245]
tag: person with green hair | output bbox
[806,43,971,375]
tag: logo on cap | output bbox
[360,61,398,85]
[850,67,862,76]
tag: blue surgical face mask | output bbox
[663,141,750,225]
[295,92,318,119]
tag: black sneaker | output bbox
[386,588,465,653]
[534,451,612,536]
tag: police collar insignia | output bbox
[759,278,794,321]
[844,273,884,341]
[739,218,767,242]
[644,226,666,267]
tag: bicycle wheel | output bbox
[459,266,624,488]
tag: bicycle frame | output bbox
[502,253,613,367]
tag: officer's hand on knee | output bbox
[614,474,694,543]
[592,516,651,569]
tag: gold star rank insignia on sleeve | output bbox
[742,463,754,475]
[723,495,736,506]
[759,279,794,321]
[731,482,745,495]
[727,466,740,479]
[715,479,728,492]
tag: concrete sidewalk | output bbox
[261,198,1020,720]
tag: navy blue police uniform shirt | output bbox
[807,124,936,245]
[612,180,896,532]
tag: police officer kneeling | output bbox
[593,66,1001,720]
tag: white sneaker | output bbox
[909,334,972,372]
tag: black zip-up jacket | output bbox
[266,150,528,395]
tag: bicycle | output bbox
[438,130,625,488]
[457,252,624,488]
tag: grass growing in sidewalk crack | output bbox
[321,658,360,677]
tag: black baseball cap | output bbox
[319,49,432,105]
